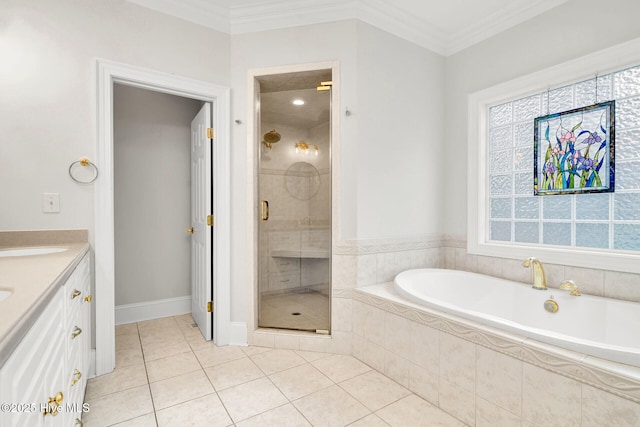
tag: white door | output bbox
[190,103,213,340]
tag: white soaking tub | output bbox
[394,268,640,368]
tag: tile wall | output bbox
[443,235,640,303]
[351,287,640,426]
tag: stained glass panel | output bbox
[534,101,614,195]
[487,63,640,252]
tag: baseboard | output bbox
[115,296,191,325]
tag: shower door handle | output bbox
[261,200,269,221]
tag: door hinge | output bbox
[317,81,333,91]
[207,301,214,313]
[206,128,214,139]
[207,214,214,227]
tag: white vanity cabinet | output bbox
[0,253,91,427]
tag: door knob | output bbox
[186,227,194,234]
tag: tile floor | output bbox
[83,314,466,426]
[259,291,330,331]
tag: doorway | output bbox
[256,69,333,333]
[95,60,232,376]
[113,84,202,325]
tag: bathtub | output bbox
[394,268,640,368]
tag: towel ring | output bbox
[69,157,99,184]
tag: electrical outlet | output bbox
[43,193,60,213]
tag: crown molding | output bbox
[126,0,568,56]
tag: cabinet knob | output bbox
[71,326,82,339]
[43,391,63,416]
[84,295,93,303]
[71,289,82,299]
[71,369,82,386]
[75,418,84,426]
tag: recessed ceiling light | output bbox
[292,99,305,106]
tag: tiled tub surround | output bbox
[353,284,640,426]
[444,236,640,303]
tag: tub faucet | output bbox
[560,280,581,296]
[522,257,547,290]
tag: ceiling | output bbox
[127,0,568,55]
[258,70,332,129]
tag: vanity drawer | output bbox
[268,271,301,291]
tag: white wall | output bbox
[355,22,445,238]
[113,84,202,306]
[443,0,640,237]
[0,0,230,233]
[229,21,445,321]
[229,21,359,321]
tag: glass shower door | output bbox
[257,69,332,333]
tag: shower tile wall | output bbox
[259,121,331,298]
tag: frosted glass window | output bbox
[490,126,512,151]
[614,224,640,250]
[514,123,533,147]
[514,173,533,195]
[490,175,512,196]
[544,223,571,246]
[614,67,640,98]
[576,223,609,248]
[616,161,640,190]
[616,97,640,129]
[614,193,640,220]
[513,147,532,172]
[487,63,640,252]
[490,198,511,218]
[513,95,541,122]
[515,197,539,219]
[576,194,609,220]
[515,222,538,243]
[543,197,571,220]
[490,103,512,127]
[490,221,511,241]
[617,129,640,160]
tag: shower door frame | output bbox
[246,61,340,339]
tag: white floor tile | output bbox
[204,357,264,391]
[156,393,233,427]
[236,403,312,427]
[293,385,371,427]
[218,377,288,422]
[150,370,214,410]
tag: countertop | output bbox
[0,231,90,367]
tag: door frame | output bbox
[95,59,231,376]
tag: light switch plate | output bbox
[43,193,60,213]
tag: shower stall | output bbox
[256,69,332,333]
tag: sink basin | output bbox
[0,290,11,303]
[0,247,67,257]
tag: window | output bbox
[468,38,640,273]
